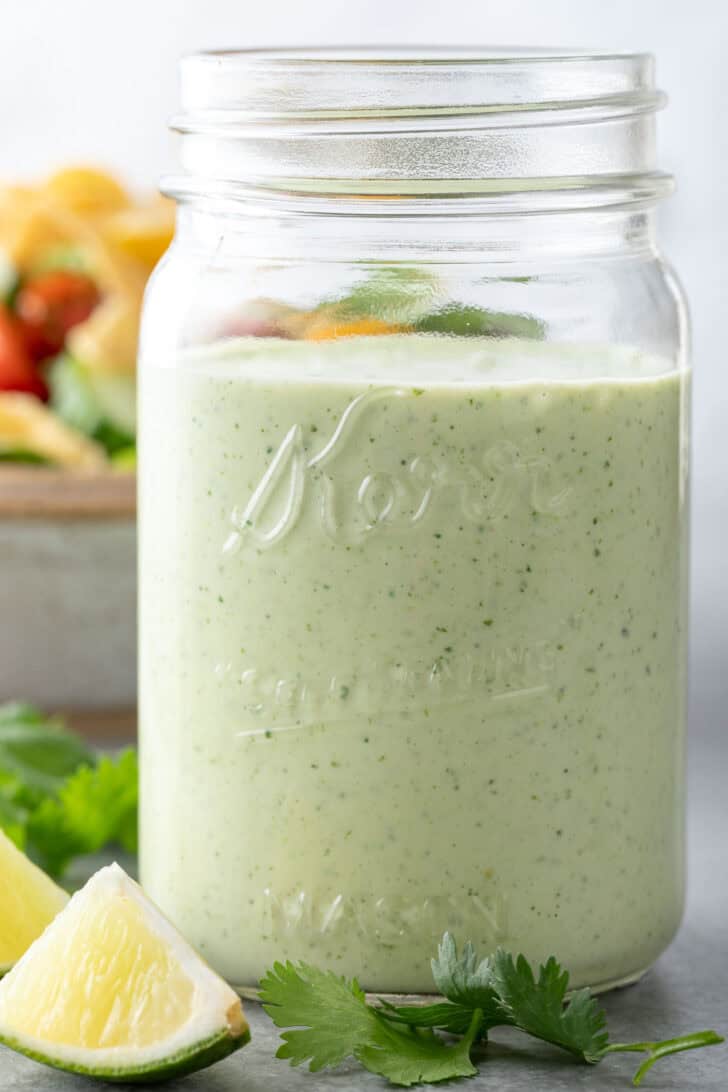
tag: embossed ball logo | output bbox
[223,387,572,554]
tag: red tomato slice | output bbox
[15,271,100,361]
[0,304,49,400]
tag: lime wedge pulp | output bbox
[0,828,68,976]
[0,863,250,1082]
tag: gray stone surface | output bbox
[2,726,726,1091]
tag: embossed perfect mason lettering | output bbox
[223,387,572,554]
[215,639,557,732]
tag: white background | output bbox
[1,1,726,732]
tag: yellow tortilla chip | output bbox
[0,188,66,266]
[0,393,105,468]
[66,292,141,376]
[99,199,175,268]
[43,166,130,215]
[0,187,145,298]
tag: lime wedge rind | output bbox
[0,1023,251,1084]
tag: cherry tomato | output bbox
[0,305,48,400]
[15,271,100,361]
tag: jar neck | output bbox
[171,48,671,211]
[172,194,662,265]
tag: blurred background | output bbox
[0,1,724,752]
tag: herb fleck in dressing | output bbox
[139,335,687,994]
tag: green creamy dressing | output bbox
[139,334,688,993]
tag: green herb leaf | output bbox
[488,949,609,1062]
[0,703,138,878]
[260,960,374,1071]
[356,1008,481,1087]
[93,419,136,457]
[430,932,500,1010]
[0,702,96,804]
[29,244,89,275]
[48,355,135,456]
[48,353,104,437]
[415,305,544,340]
[329,267,438,326]
[378,998,484,1037]
[0,450,50,464]
[26,750,138,876]
[0,704,45,726]
[427,936,608,1060]
[0,792,28,848]
[261,959,483,1086]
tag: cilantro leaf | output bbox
[260,960,374,1071]
[357,1008,481,1087]
[378,999,484,1037]
[327,267,438,326]
[0,792,27,848]
[0,701,96,803]
[431,932,500,1010]
[26,750,138,876]
[260,960,483,1086]
[488,950,609,1062]
[0,702,45,725]
[415,305,544,341]
[0,703,138,878]
[430,937,608,1062]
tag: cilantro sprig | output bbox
[259,961,481,1086]
[261,933,723,1087]
[0,702,138,877]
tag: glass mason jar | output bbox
[138,48,690,996]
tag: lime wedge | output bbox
[0,828,68,976]
[0,863,250,1081]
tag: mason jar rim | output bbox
[175,46,663,119]
[169,46,672,205]
[190,45,650,59]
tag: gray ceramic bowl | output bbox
[0,469,136,711]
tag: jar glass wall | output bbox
[138,49,689,996]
